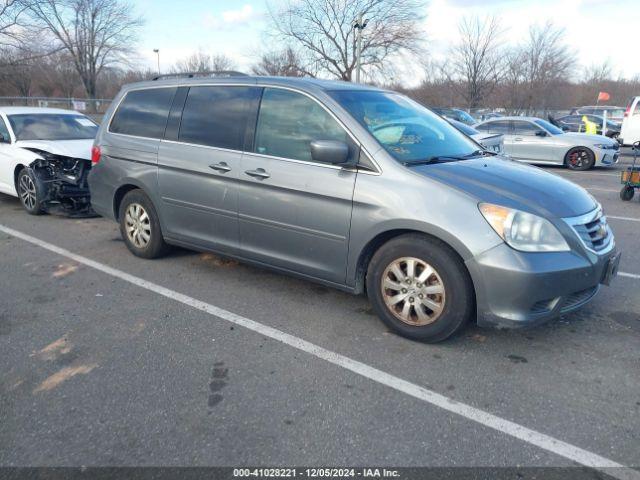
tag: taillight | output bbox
[91,145,101,164]
[624,107,630,118]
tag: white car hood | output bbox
[15,139,93,160]
[557,132,614,146]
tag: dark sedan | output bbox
[554,114,621,140]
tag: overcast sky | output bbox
[135,0,639,84]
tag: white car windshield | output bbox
[534,119,564,135]
[8,114,98,141]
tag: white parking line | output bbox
[620,272,640,280]
[1,223,639,480]
[556,172,619,178]
[609,215,640,223]
[587,187,619,193]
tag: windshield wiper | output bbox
[403,155,468,166]
[464,149,497,158]
[404,151,491,166]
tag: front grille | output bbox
[560,287,598,312]
[530,298,556,314]
[566,208,613,253]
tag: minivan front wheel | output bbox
[366,234,474,343]
[119,189,170,259]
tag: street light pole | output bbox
[352,13,368,83]
[153,49,160,75]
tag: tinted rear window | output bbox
[179,86,257,150]
[482,120,511,134]
[110,88,176,139]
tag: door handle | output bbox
[209,162,231,173]
[245,168,270,179]
[514,137,523,141]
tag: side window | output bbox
[512,121,540,136]
[634,100,640,116]
[110,88,176,139]
[487,120,511,135]
[475,123,491,132]
[179,86,258,150]
[0,117,10,142]
[254,88,349,162]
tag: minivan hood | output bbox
[412,157,596,218]
[16,139,93,160]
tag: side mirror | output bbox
[535,130,548,137]
[561,126,570,132]
[310,140,350,165]
[0,133,9,143]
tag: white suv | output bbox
[620,96,640,146]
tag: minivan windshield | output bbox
[329,90,479,164]
[8,113,98,141]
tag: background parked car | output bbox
[474,116,620,170]
[431,107,477,126]
[570,105,626,123]
[554,114,621,139]
[0,107,96,215]
[448,118,505,155]
[620,96,640,146]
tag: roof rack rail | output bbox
[151,71,249,81]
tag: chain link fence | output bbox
[0,97,112,123]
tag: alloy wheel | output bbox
[380,257,446,326]
[568,149,589,168]
[19,174,37,210]
[124,203,152,248]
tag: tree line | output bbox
[1,0,637,112]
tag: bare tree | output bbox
[0,0,31,48]
[37,51,81,98]
[442,15,504,110]
[172,50,237,74]
[251,47,308,77]
[584,60,612,85]
[515,22,576,113]
[28,0,143,99]
[267,0,426,82]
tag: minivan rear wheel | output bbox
[366,234,474,343]
[119,189,170,259]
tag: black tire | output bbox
[17,168,45,215]
[366,234,474,343]
[620,186,635,201]
[564,147,595,171]
[119,189,170,259]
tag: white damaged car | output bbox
[0,107,98,215]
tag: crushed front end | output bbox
[24,148,96,217]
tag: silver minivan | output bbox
[88,75,620,342]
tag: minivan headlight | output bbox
[479,203,570,252]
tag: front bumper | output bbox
[595,148,619,166]
[466,243,618,329]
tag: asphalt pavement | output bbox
[0,155,639,477]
